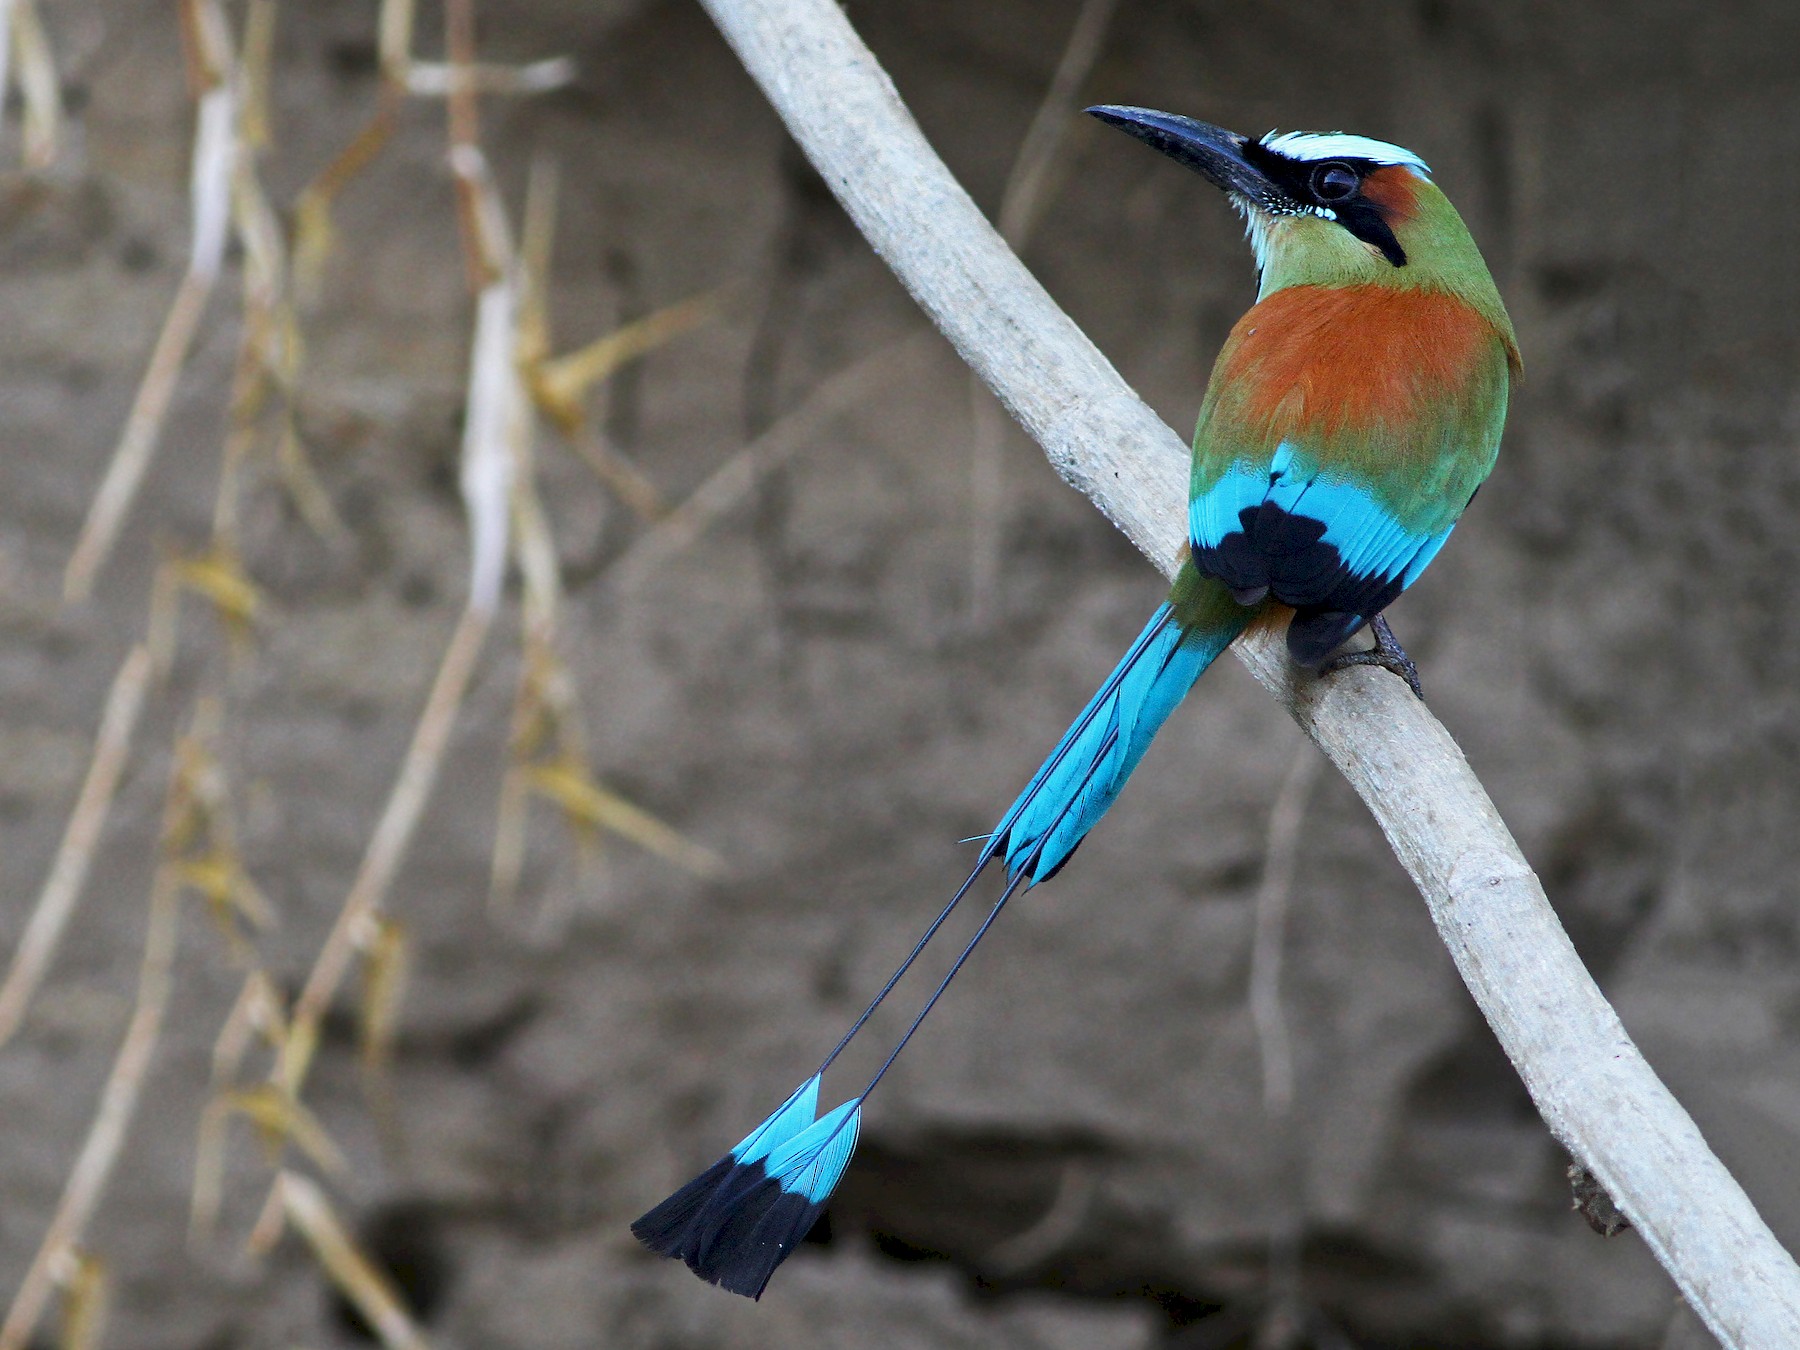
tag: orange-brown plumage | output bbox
[1358,164,1421,225]
[1212,284,1505,450]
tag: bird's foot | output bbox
[1320,615,1424,700]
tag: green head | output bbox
[1088,106,1514,349]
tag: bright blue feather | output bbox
[731,1076,820,1165]
[1191,460,1272,556]
[1192,445,1441,589]
[1399,522,1455,587]
[638,589,1249,1298]
[762,1100,862,1204]
[994,603,1238,882]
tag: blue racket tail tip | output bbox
[631,1075,821,1262]
[685,1098,863,1299]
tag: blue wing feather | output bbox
[1189,443,1450,628]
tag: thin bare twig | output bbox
[0,774,188,1350]
[54,1250,107,1350]
[992,0,1123,248]
[967,0,1120,624]
[488,158,725,921]
[607,331,934,596]
[1250,743,1321,1120]
[190,1083,347,1243]
[984,1164,1098,1276]
[403,55,575,97]
[276,602,492,1094]
[0,646,154,1049]
[0,0,14,151]
[275,1172,430,1350]
[695,1,1800,1343]
[63,0,238,602]
[274,0,526,1091]
[1248,742,1322,1350]
[10,0,60,170]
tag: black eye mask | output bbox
[1239,142,1409,268]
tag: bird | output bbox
[632,106,1518,1299]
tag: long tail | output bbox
[633,569,1251,1298]
[988,567,1251,884]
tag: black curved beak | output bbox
[1086,105,1277,207]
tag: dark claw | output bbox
[1319,614,1424,700]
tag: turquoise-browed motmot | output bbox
[634,107,1519,1298]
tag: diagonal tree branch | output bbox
[695,1,1800,1345]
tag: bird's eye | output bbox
[1311,162,1360,202]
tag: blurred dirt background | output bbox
[2,0,1799,1346]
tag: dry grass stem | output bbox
[292,90,402,304]
[209,969,287,1087]
[446,132,525,609]
[63,0,238,602]
[516,158,697,522]
[275,1172,431,1350]
[463,138,723,917]
[0,0,14,149]
[995,0,1121,246]
[355,918,409,1081]
[488,759,533,917]
[404,55,576,97]
[148,547,264,674]
[355,915,409,1131]
[272,0,685,1126]
[191,1084,347,1242]
[495,351,723,909]
[55,1251,108,1350]
[221,17,352,554]
[527,760,725,877]
[488,172,726,905]
[10,0,60,171]
[565,427,669,520]
[0,645,154,1050]
[294,0,570,298]
[534,292,721,423]
[30,1,719,1323]
[63,267,218,602]
[528,289,725,520]
[0,860,182,1350]
[443,0,483,197]
[377,0,415,75]
[243,1176,286,1256]
[276,601,493,1096]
